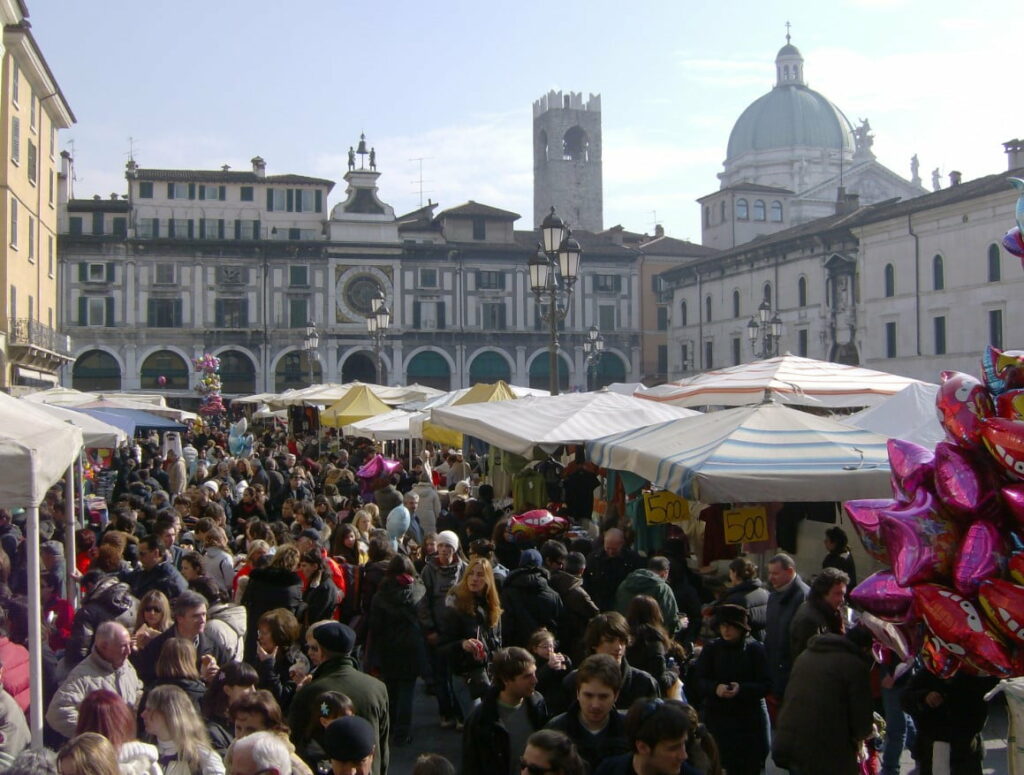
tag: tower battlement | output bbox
[533,91,601,117]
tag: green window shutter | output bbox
[253,220,260,239]
[187,220,194,239]
[315,190,323,213]
[173,300,183,327]
[218,219,225,239]
[147,298,155,326]
[240,299,249,326]
[214,299,223,327]
[78,262,86,281]
[199,220,206,239]
[266,189,274,211]
[437,303,445,330]
[413,301,421,329]
[78,296,87,325]
[188,183,196,200]
[167,183,174,199]
[105,297,115,327]
[198,186,205,201]
[286,189,294,212]
[106,263,115,282]
[234,220,241,240]
[152,218,160,238]
[219,185,226,201]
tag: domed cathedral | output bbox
[533,91,603,233]
[698,30,927,250]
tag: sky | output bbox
[28,0,1020,243]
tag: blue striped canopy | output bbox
[72,407,186,437]
[586,403,892,503]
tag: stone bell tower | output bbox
[533,91,603,233]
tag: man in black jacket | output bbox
[501,549,564,648]
[123,535,187,602]
[543,545,599,664]
[584,529,643,612]
[563,612,660,710]
[462,647,548,775]
[764,552,810,710]
[132,590,231,684]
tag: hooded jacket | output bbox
[118,741,161,775]
[124,560,188,602]
[64,575,138,670]
[614,569,679,636]
[417,555,466,636]
[500,565,564,648]
[240,566,303,662]
[369,575,426,680]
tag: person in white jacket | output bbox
[412,474,442,536]
[46,622,142,740]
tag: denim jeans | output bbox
[385,677,416,737]
[881,682,916,775]
[429,646,457,720]
[452,673,481,720]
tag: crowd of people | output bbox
[0,424,1002,775]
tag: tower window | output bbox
[884,264,895,297]
[720,201,726,222]
[704,206,710,227]
[736,199,748,220]
[753,200,766,221]
[680,300,688,327]
[562,126,590,162]
[705,295,712,322]
[771,201,783,222]
[933,255,944,290]
[732,290,740,319]
[988,244,1001,282]
[763,283,772,305]
[797,276,807,307]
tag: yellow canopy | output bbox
[422,380,518,447]
[320,385,392,429]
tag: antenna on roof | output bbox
[650,210,658,232]
[66,138,78,181]
[127,136,138,164]
[409,157,434,207]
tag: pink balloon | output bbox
[887,438,935,502]
[937,370,994,449]
[933,441,1003,521]
[952,520,1003,597]
[844,498,895,563]
[879,488,959,587]
[850,571,915,622]
[859,611,914,662]
[982,417,1024,479]
[1003,483,1024,527]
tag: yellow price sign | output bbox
[723,506,769,544]
[643,490,692,525]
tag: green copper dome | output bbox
[727,83,856,159]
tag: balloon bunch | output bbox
[847,345,1024,678]
[192,352,224,418]
[1002,178,1024,260]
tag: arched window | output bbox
[72,350,121,392]
[469,351,512,385]
[736,199,748,220]
[988,244,1001,282]
[763,283,772,305]
[933,254,944,290]
[562,126,589,162]
[140,350,189,390]
[797,276,807,307]
[732,290,740,319]
[753,200,766,221]
[680,300,688,327]
[705,295,712,323]
[219,350,256,395]
[537,129,549,163]
[771,201,783,222]
[884,264,895,297]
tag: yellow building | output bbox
[0,5,74,390]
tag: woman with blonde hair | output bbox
[132,589,172,651]
[351,510,373,544]
[143,638,207,710]
[57,733,120,775]
[438,556,503,720]
[140,685,225,775]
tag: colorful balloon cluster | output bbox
[1002,178,1024,260]
[847,346,1024,678]
[193,353,225,417]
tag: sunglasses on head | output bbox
[519,760,553,775]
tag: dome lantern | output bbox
[775,24,804,87]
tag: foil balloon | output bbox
[937,370,995,447]
[878,488,958,587]
[933,441,1003,521]
[508,510,570,540]
[981,417,1024,478]
[981,347,1024,396]
[887,438,935,502]
[978,578,1024,646]
[914,584,1014,677]
[920,633,961,679]
[952,520,1003,597]
[157,375,167,386]
[1012,177,1024,236]
[859,611,913,663]
[1003,485,1024,528]
[1005,226,1024,260]
[850,571,915,622]
[997,390,1024,421]
[843,498,895,563]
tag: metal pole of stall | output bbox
[64,466,78,608]
[25,505,43,749]
[77,453,85,532]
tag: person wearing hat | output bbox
[691,603,770,775]
[418,530,466,729]
[324,716,376,775]
[500,548,564,648]
[288,622,389,775]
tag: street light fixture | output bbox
[303,321,319,387]
[583,324,605,390]
[366,296,391,384]
[746,300,784,359]
[529,207,582,395]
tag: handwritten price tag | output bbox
[723,506,768,544]
[643,490,692,525]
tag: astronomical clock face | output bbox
[335,266,392,323]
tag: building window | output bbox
[49,123,55,158]
[798,329,808,357]
[234,219,260,240]
[419,268,438,288]
[167,182,189,200]
[763,283,772,305]
[705,295,712,322]
[168,218,192,239]
[885,321,897,358]
[289,266,308,287]
[137,218,157,239]
[215,298,249,328]
[147,298,182,328]
[47,235,53,277]
[884,264,895,297]
[934,316,946,355]
[480,302,506,329]
[797,276,807,307]
[27,216,33,261]
[680,300,687,327]
[657,306,669,330]
[593,274,621,293]
[200,218,222,240]
[599,305,616,331]
[681,343,690,371]
[198,185,222,201]
[753,200,766,221]
[26,140,36,183]
[472,217,486,240]
[113,217,127,237]
[289,298,308,328]
[68,216,82,236]
[933,255,944,290]
[240,186,254,202]
[736,198,748,220]
[988,244,1001,282]
[91,211,104,236]
[771,200,783,222]
[413,300,445,330]
[86,297,108,327]
[10,60,18,104]
[990,309,1004,349]
[85,263,107,283]
[720,200,726,222]
[48,170,54,205]
[477,270,505,290]
[9,198,16,247]
[732,337,741,365]
[138,181,154,199]
[10,116,19,164]
[703,206,710,227]
[704,340,714,369]
[732,290,740,319]
[154,264,175,285]
[657,345,668,375]
[29,88,35,131]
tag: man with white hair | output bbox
[231,731,292,775]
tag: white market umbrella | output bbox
[842,382,944,448]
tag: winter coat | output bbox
[374,485,402,516]
[764,575,810,697]
[547,569,599,663]
[902,668,997,749]
[64,575,138,670]
[773,633,873,775]
[0,638,29,713]
[201,547,236,596]
[584,547,643,612]
[256,645,307,713]
[124,561,188,603]
[205,601,247,663]
[417,556,466,636]
[287,656,389,775]
[154,739,225,775]
[140,676,207,713]
[438,596,502,677]
[720,578,770,642]
[614,569,679,637]
[461,686,548,775]
[534,657,573,717]
[546,705,628,771]
[240,566,303,662]
[118,741,161,775]
[411,482,442,535]
[133,627,232,686]
[823,549,858,588]
[789,597,843,664]
[500,566,564,647]
[369,576,426,681]
[562,657,660,710]
[0,689,29,759]
[46,649,142,739]
[299,574,340,630]
[693,635,771,773]
[626,627,676,696]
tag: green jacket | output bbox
[288,655,390,775]
[614,569,679,636]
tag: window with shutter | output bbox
[27,140,36,183]
[437,303,445,330]
[240,186,254,202]
[105,297,115,327]
[315,190,323,212]
[92,212,104,235]
[10,117,19,164]
[69,217,83,236]
[138,181,154,199]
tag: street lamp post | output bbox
[367,290,391,384]
[746,300,783,359]
[303,321,319,387]
[583,324,605,390]
[528,207,583,395]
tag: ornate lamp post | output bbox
[583,324,605,390]
[303,321,319,387]
[367,289,391,384]
[746,300,783,359]
[528,207,582,395]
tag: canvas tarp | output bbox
[29,400,128,448]
[320,385,393,428]
[416,380,519,448]
[841,382,944,448]
[343,409,417,440]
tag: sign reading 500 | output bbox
[723,506,768,544]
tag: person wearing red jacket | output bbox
[0,607,29,712]
[42,570,73,652]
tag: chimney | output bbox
[251,156,266,178]
[654,224,665,238]
[835,187,860,215]
[93,194,100,200]
[949,170,962,186]
[110,193,118,200]
[1004,139,1024,171]
[221,164,231,172]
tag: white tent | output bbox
[841,382,944,448]
[429,391,698,456]
[343,409,416,440]
[28,400,128,448]
[272,382,443,408]
[586,402,892,503]
[639,354,930,409]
